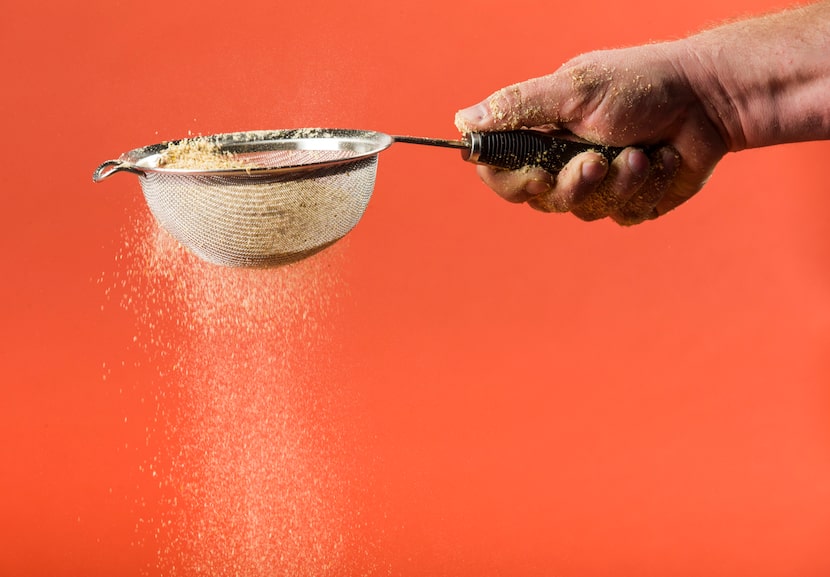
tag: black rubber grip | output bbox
[474,130,624,173]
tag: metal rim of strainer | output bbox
[93,128,396,268]
[92,128,396,181]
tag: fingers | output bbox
[476,151,606,209]
[455,73,569,133]
[652,155,711,218]
[527,152,608,213]
[475,165,557,204]
[570,148,650,221]
[475,145,681,225]
[610,146,680,225]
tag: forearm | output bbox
[676,0,830,151]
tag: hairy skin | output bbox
[455,1,830,225]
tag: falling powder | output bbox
[105,205,384,577]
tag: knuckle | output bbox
[488,84,526,129]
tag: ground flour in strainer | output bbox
[103,210,382,577]
[156,137,251,170]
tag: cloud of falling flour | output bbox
[107,213,380,577]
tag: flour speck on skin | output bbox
[104,211,382,577]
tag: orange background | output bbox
[1,1,829,576]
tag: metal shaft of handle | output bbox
[392,135,469,149]
[394,131,624,175]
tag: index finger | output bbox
[455,73,570,133]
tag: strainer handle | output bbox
[92,160,146,183]
[465,130,626,173]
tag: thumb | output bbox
[454,73,568,133]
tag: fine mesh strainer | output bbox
[93,128,622,267]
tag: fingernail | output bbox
[659,147,679,173]
[626,149,649,178]
[581,159,606,184]
[525,178,551,197]
[454,103,490,132]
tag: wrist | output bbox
[674,3,830,151]
[669,36,748,153]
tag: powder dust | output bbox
[104,207,383,577]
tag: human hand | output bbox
[455,42,729,225]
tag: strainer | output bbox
[93,128,622,267]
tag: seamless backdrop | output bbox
[1,1,829,576]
